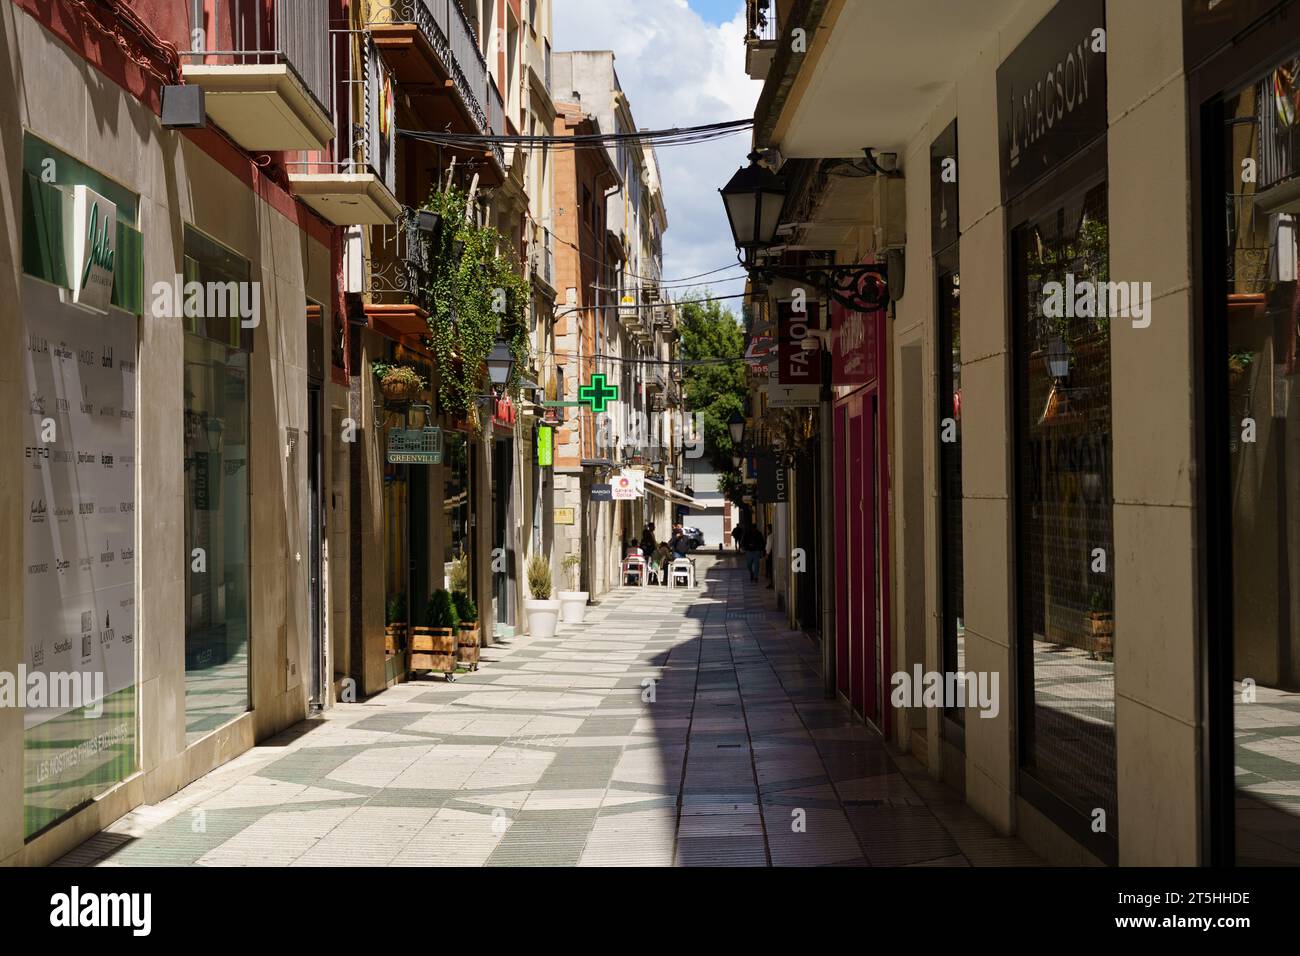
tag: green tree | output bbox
[678,291,747,473]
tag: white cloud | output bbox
[553,0,761,306]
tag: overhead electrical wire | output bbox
[397,118,753,152]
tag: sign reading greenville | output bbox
[996,0,1107,202]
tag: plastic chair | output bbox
[623,556,647,587]
[669,558,694,589]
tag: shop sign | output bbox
[387,426,443,464]
[766,382,819,407]
[64,185,117,312]
[611,471,644,500]
[757,456,789,503]
[1182,0,1291,72]
[590,483,613,502]
[554,507,575,525]
[777,300,822,386]
[930,120,959,253]
[997,0,1107,202]
[830,299,879,387]
[537,425,553,467]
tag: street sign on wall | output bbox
[554,507,575,525]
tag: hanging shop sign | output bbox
[590,483,613,502]
[757,456,789,503]
[611,470,644,500]
[766,382,820,407]
[387,425,443,464]
[996,0,1107,202]
[537,424,554,467]
[777,300,822,386]
[554,507,576,525]
[830,299,880,387]
[63,185,117,312]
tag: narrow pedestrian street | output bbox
[56,557,1038,868]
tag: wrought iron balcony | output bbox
[744,0,779,81]
[181,0,333,150]
[368,0,503,167]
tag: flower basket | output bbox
[381,377,421,403]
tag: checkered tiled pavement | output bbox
[56,557,1041,867]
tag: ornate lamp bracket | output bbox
[748,263,889,312]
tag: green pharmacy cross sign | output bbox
[578,373,619,413]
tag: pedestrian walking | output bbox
[742,523,765,582]
[765,525,774,589]
[640,523,657,555]
[731,524,743,551]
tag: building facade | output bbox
[0,0,583,866]
[1,0,355,865]
[740,0,1300,865]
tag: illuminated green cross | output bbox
[578,373,619,413]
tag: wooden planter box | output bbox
[384,623,406,655]
[410,626,456,677]
[457,623,480,670]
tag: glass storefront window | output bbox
[443,431,472,593]
[1224,54,1300,865]
[1012,180,1117,829]
[183,226,251,744]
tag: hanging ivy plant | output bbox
[419,184,532,419]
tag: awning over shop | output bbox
[643,477,706,512]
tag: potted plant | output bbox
[1228,348,1254,388]
[557,552,588,624]
[373,362,426,403]
[412,588,457,680]
[452,590,479,671]
[384,593,407,655]
[1087,588,1114,661]
[523,552,560,638]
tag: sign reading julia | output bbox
[63,185,117,312]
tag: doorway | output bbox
[307,383,325,709]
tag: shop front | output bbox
[1188,0,1300,866]
[830,292,890,733]
[1000,0,1117,863]
[18,135,144,838]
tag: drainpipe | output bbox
[819,343,835,699]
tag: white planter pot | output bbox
[524,598,561,638]
[557,591,589,624]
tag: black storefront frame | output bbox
[1006,139,1117,865]
[1187,0,1300,868]
[935,245,964,751]
[933,119,965,749]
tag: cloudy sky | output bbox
[552,0,762,310]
